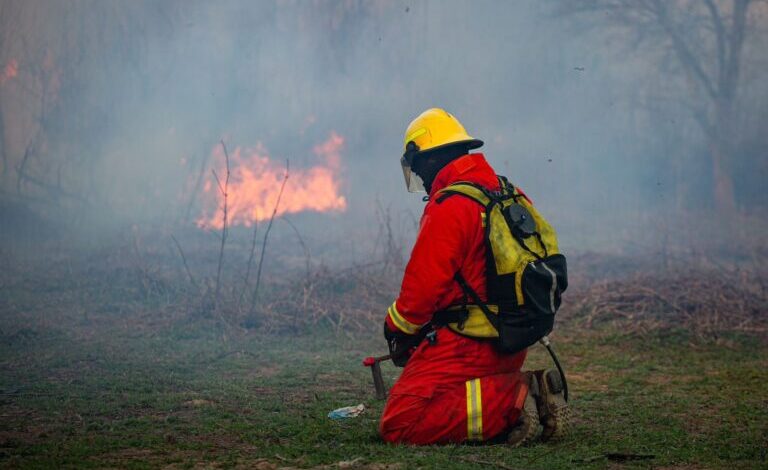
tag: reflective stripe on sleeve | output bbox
[465,378,484,441]
[387,301,421,335]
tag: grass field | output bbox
[1,313,766,469]
[1,235,766,469]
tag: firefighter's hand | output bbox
[384,322,417,367]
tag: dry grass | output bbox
[564,265,768,338]
[2,216,766,342]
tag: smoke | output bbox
[1,0,766,258]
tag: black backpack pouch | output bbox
[494,254,568,354]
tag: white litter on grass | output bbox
[328,403,365,419]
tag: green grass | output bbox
[1,316,766,470]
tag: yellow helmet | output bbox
[401,108,483,192]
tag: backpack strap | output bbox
[436,177,519,205]
[452,271,499,331]
[435,181,493,206]
[438,179,545,259]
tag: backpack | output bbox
[433,176,568,354]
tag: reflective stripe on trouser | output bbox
[466,378,483,441]
[381,371,529,444]
[380,330,529,445]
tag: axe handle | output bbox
[371,361,387,400]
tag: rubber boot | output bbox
[506,372,541,447]
[534,369,571,441]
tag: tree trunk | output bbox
[709,137,736,214]
[710,97,737,213]
[708,0,752,215]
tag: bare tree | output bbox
[557,0,763,212]
[0,1,177,208]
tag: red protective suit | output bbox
[380,153,530,445]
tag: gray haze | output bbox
[1,0,766,261]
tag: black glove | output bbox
[384,322,419,367]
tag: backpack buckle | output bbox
[426,330,438,345]
[456,309,469,331]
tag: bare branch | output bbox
[238,221,259,309]
[249,159,290,316]
[282,216,311,281]
[211,168,224,195]
[560,0,720,101]
[171,234,198,291]
[184,150,211,224]
[15,157,90,205]
[16,143,32,196]
[282,216,311,334]
[722,0,751,101]
[704,0,727,90]
[214,139,230,312]
[649,0,718,101]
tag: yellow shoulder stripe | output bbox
[387,302,421,335]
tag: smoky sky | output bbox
[2,0,766,258]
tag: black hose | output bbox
[541,337,569,402]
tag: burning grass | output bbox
[196,133,348,230]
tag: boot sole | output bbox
[538,369,571,442]
[507,394,540,447]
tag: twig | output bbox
[373,198,402,273]
[171,234,198,290]
[238,221,259,309]
[15,167,89,205]
[16,132,33,196]
[184,150,211,224]
[214,139,231,311]
[131,228,153,298]
[212,169,224,195]
[249,159,289,316]
[282,216,311,280]
[282,216,311,333]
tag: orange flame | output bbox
[197,132,347,229]
[0,59,18,85]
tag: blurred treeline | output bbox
[557,0,768,214]
[0,0,766,238]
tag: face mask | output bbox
[401,158,426,193]
[400,141,425,193]
[401,142,471,194]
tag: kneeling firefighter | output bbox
[379,108,570,446]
